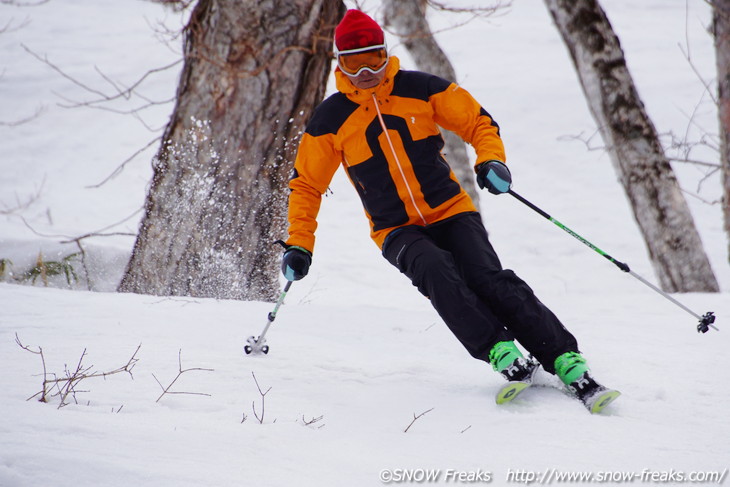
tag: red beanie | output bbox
[334,9,384,51]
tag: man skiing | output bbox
[280,9,619,412]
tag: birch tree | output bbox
[543,0,719,293]
[710,0,730,266]
[119,0,344,301]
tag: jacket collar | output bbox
[335,55,401,102]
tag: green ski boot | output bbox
[490,341,538,404]
[554,352,620,414]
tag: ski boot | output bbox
[490,341,538,404]
[554,351,620,413]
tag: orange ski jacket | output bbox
[286,56,506,253]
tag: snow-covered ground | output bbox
[1,1,728,486]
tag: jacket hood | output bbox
[335,55,401,101]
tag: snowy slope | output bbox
[1,1,729,486]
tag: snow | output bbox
[1,1,728,486]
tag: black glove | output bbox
[281,245,312,281]
[476,160,512,194]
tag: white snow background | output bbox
[1,1,729,486]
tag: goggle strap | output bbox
[334,43,387,57]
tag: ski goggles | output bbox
[335,44,388,76]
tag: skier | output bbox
[280,9,618,412]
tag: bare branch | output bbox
[695,166,722,194]
[53,90,175,130]
[16,208,140,290]
[660,125,721,174]
[16,336,140,407]
[16,46,175,192]
[0,16,30,34]
[146,0,195,12]
[86,136,161,188]
[0,0,50,6]
[154,349,214,402]
[404,407,434,433]
[21,44,109,98]
[668,157,721,168]
[145,14,186,53]
[53,59,182,110]
[426,0,511,17]
[0,105,45,127]
[565,129,721,179]
[19,208,139,241]
[15,333,48,402]
[678,24,717,104]
[301,414,325,428]
[557,130,607,151]
[19,44,179,133]
[251,371,272,424]
[0,176,45,215]
[387,0,513,39]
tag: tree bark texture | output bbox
[712,0,730,267]
[544,0,719,292]
[382,0,481,207]
[119,0,345,301]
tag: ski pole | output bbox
[507,189,717,333]
[244,280,293,355]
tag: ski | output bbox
[496,380,533,404]
[495,358,539,405]
[495,362,620,414]
[580,387,621,414]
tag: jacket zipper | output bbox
[371,93,427,226]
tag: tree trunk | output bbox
[712,0,730,267]
[382,0,480,206]
[118,0,344,301]
[544,0,719,292]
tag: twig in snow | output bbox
[15,335,140,408]
[251,371,272,424]
[15,333,49,402]
[153,349,213,403]
[302,414,325,429]
[404,407,434,433]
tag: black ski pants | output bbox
[382,212,578,374]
